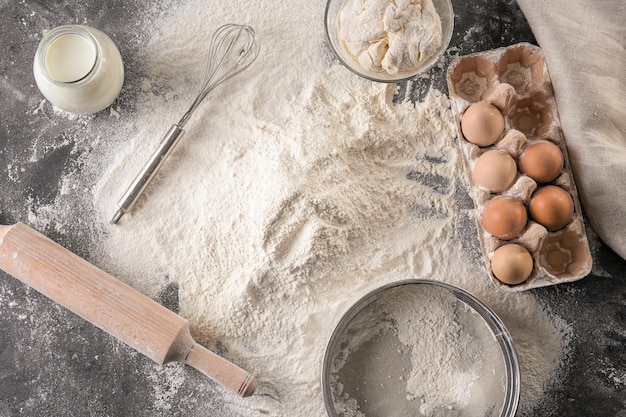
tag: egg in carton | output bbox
[446,43,592,291]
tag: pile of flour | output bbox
[20,0,572,416]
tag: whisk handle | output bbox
[111,124,185,224]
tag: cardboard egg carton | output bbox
[447,43,592,291]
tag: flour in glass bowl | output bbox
[338,0,443,74]
[25,0,575,416]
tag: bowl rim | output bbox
[321,278,521,417]
[324,0,455,83]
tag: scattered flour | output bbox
[145,362,187,412]
[12,0,573,416]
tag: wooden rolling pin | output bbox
[0,222,256,397]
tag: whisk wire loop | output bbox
[181,24,259,127]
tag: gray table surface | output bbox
[1,1,625,416]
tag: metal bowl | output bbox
[324,0,454,83]
[322,279,520,417]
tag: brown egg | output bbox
[472,150,517,193]
[460,102,505,147]
[518,140,564,183]
[491,244,534,285]
[481,196,527,240]
[529,185,574,231]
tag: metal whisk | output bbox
[111,23,259,224]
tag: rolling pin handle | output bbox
[185,343,257,397]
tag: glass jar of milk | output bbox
[33,25,124,114]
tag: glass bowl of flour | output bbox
[322,279,520,417]
[324,0,454,82]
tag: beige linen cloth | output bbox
[516,0,626,260]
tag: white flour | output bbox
[18,0,572,416]
[390,287,496,415]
